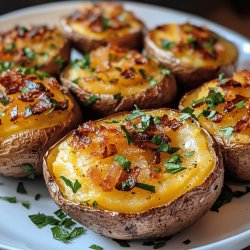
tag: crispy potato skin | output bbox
[61,18,145,53]
[43,110,224,240]
[145,26,238,90]
[61,74,177,117]
[0,98,82,178]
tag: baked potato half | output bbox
[179,70,250,181]
[0,25,70,75]
[60,2,145,53]
[145,23,238,90]
[43,108,223,240]
[61,44,177,116]
[0,62,82,178]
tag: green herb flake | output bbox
[135,182,155,193]
[157,142,170,153]
[185,151,195,157]
[85,95,100,106]
[192,98,205,107]
[139,69,146,78]
[205,89,225,109]
[161,69,170,76]
[0,196,17,203]
[113,92,122,100]
[4,43,16,52]
[93,200,98,208]
[151,135,162,145]
[69,226,86,240]
[161,39,176,50]
[17,182,27,194]
[149,78,158,86]
[20,164,35,179]
[220,126,234,136]
[120,125,134,145]
[22,201,30,209]
[73,77,81,84]
[125,106,145,121]
[114,154,131,171]
[60,176,81,193]
[24,47,36,60]
[113,239,131,247]
[89,244,103,250]
[102,17,110,30]
[51,225,70,243]
[105,119,121,124]
[29,213,60,228]
[218,72,225,84]
[55,56,64,67]
[164,163,186,174]
[235,100,246,109]
[153,116,161,124]
[54,209,66,220]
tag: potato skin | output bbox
[43,112,224,240]
[61,73,177,117]
[60,18,144,53]
[0,97,82,178]
[145,30,237,90]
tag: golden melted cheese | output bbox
[0,26,66,69]
[0,68,74,140]
[66,3,143,40]
[62,45,166,96]
[180,70,250,144]
[149,23,237,69]
[47,109,216,213]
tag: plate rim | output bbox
[0,1,249,250]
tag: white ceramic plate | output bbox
[0,2,250,250]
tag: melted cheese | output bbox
[63,45,165,96]
[47,109,216,213]
[149,23,237,69]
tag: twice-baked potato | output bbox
[0,25,70,75]
[179,70,250,181]
[60,2,145,53]
[145,23,238,90]
[43,108,223,240]
[0,62,82,178]
[61,44,177,116]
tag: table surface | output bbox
[0,0,249,249]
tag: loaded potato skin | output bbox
[61,44,177,116]
[60,2,145,52]
[0,63,82,178]
[0,25,70,75]
[145,23,238,90]
[43,108,223,240]
[180,70,250,181]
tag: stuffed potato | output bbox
[61,44,177,116]
[60,2,145,53]
[0,25,70,75]
[180,70,250,181]
[0,62,82,178]
[43,108,223,240]
[145,23,238,90]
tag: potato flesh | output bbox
[149,23,237,68]
[0,74,74,140]
[49,109,215,213]
[181,72,250,144]
[66,3,143,40]
[63,46,165,96]
[0,27,66,68]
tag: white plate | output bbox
[0,2,250,250]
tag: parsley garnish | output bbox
[185,151,195,157]
[113,92,122,100]
[157,142,170,153]
[139,69,146,78]
[0,196,17,203]
[135,182,155,193]
[102,17,110,30]
[17,182,27,194]
[114,154,131,172]
[92,200,98,208]
[235,100,246,109]
[220,126,234,136]
[60,176,81,193]
[179,107,197,121]
[218,72,225,84]
[161,39,176,50]
[73,77,81,84]
[20,164,35,179]
[105,119,121,124]
[89,244,103,250]
[161,69,170,76]
[4,43,16,52]
[85,95,100,106]
[54,209,66,220]
[22,201,30,209]
[55,56,64,67]
[24,47,36,60]
[153,116,161,124]
[205,89,225,108]
[151,135,162,145]
[125,105,145,121]
[120,125,134,145]
[164,154,186,174]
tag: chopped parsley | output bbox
[135,182,155,193]
[113,92,122,100]
[125,105,145,121]
[179,107,197,121]
[84,95,100,106]
[148,76,157,86]
[192,98,205,107]
[112,239,130,247]
[17,182,27,194]
[153,116,161,124]
[157,142,170,153]
[218,72,225,84]
[4,43,16,52]
[24,47,36,60]
[73,77,81,84]
[139,68,146,78]
[92,200,98,208]
[235,100,246,109]
[161,39,176,50]
[89,244,103,250]
[0,196,17,203]
[114,154,131,172]
[60,176,81,193]
[151,135,162,145]
[120,125,134,145]
[22,201,30,209]
[185,151,195,157]
[205,89,225,109]
[55,56,64,67]
[54,209,66,220]
[164,154,186,174]
[105,119,121,124]
[20,164,35,179]
[220,126,234,136]
[161,69,170,76]
[102,17,110,30]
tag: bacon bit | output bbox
[211,112,223,123]
[0,119,1,125]
[88,15,105,32]
[88,167,103,187]
[100,161,123,192]
[115,166,140,191]
[234,116,250,133]
[10,105,18,121]
[120,69,135,79]
[152,151,161,164]
[101,144,118,159]
[223,95,246,113]
[30,93,53,114]
[219,79,242,88]
[132,132,153,149]
[160,115,182,131]
[133,53,148,65]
